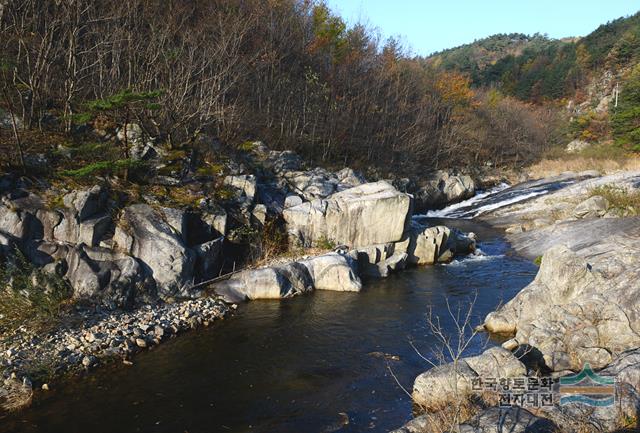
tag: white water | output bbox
[415,183,510,219]
[445,248,505,267]
[459,190,548,218]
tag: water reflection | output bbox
[2,220,537,433]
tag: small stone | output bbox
[153,325,164,338]
[42,383,49,391]
[135,338,147,348]
[81,355,96,368]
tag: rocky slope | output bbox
[394,170,640,433]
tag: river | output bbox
[1,215,538,433]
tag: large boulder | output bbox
[413,347,526,409]
[299,253,361,292]
[398,223,476,265]
[213,253,360,302]
[113,204,195,299]
[414,171,475,212]
[283,181,411,248]
[572,195,609,219]
[484,243,640,372]
[65,244,149,307]
[213,261,315,302]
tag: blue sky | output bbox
[325,0,640,55]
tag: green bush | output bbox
[60,159,144,178]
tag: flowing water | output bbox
[1,218,538,433]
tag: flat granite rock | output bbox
[283,181,412,248]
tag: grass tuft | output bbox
[589,184,640,214]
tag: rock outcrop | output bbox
[283,181,412,248]
[413,171,476,212]
[213,252,361,302]
[113,204,195,300]
[262,148,366,202]
[565,139,592,154]
[399,223,476,265]
[485,241,640,372]
[412,347,526,409]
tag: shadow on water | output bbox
[1,220,537,433]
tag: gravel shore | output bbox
[1,297,231,408]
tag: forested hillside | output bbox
[429,13,640,102]
[428,11,640,153]
[0,0,563,179]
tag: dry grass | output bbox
[526,143,640,179]
[527,156,640,179]
[590,185,640,214]
[420,396,483,433]
[416,391,501,433]
[0,379,33,413]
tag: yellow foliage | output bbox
[435,71,476,110]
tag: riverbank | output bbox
[0,140,483,415]
[0,219,537,433]
[0,298,230,409]
[394,169,640,433]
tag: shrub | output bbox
[316,236,336,250]
[59,159,144,178]
[590,184,640,214]
[0,250,72,334]
[237,141,256,152]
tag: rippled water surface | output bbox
[2,219,537,433]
